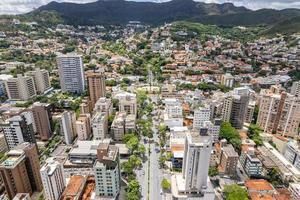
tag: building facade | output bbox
[26,68,51,94]
[92,112,108,140]
[60,111,76,145]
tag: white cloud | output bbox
[0,0,299,15]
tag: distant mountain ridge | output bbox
[32,0,300,26]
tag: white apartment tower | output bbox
[92,112,108,140]
[193,105,211,130]
[60,111,77,145]
[164,98,183,118]
[5,74,37,100]
[26,68,51,94]
[94,142,120,198]
[182,132,212,192]
[57,54,85,94]
[40,157,66,200]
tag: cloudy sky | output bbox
[0,0,299,15]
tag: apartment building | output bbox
[76,114,91,140]
[92,112,108,140]
[111,112,126,141]
[219,144,238,177]
[240,151,262,177]
[93,97,113,116]
[60,111,76,145]
[31,102,53,141]
[40,157,66,200]
[0,143,42,199]
[26,68,51,94]
[57,54,85,94]
[115,92,137,116]
[193,105,211,130]
[291,81,300,96]
[5,74,36,101]
[1,113,36,149]
[86,69,106,108]
[257,86,300,137]
[220,73,234,88]
[94,142,120,198]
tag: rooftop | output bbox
[245,179,274,191]
[61,175,86,200]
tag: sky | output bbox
[0,0,299,15]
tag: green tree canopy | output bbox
[223,184,248,200]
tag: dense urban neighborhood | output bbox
[0,1,299,200]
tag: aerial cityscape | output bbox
[0,0,299,200]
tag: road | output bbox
[136,94,165,200]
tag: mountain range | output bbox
[31,0,300,27]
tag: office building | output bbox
[257,86,300,137]
[219,144,238,177]
[92,112,108,140]
[0,143,42,199]
[60,111,76,145]
[87,70,106,108]
[40,157,66,200]
[1,113,36,149]
[220,73,234,88]
[115,92,137,116]
[291,81,300,96]
[26,68,51,94]
[57,54,85,94]
[76,114,91,140]
[94,142,120,198]
[193,105,211,130]
[5,74,36,101]
[31,102,52,141]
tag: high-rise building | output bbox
[291,81,300,97]
[31,102,52,141]
[222,94,249,129]
[115,92,137,116]
[94,142,120,198]
[17,143,43,193]
[289,183,300,200]
[240,151,262,177]
[86,70,106,108]
[40,157,66,200]
[92,112,108,140]
[219,144,238,177]
[76,114,91,140]
[182,132,212,192]
[26,68,51,94]
[1,113,36,149]
[257,86,300,137]
[60,111,76,145]
[0,150,32,199]
[57,54,85,94]
[5,74,36,101]
[193,105,211,130]
[164,98,183,118]
[0,143,42,199]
